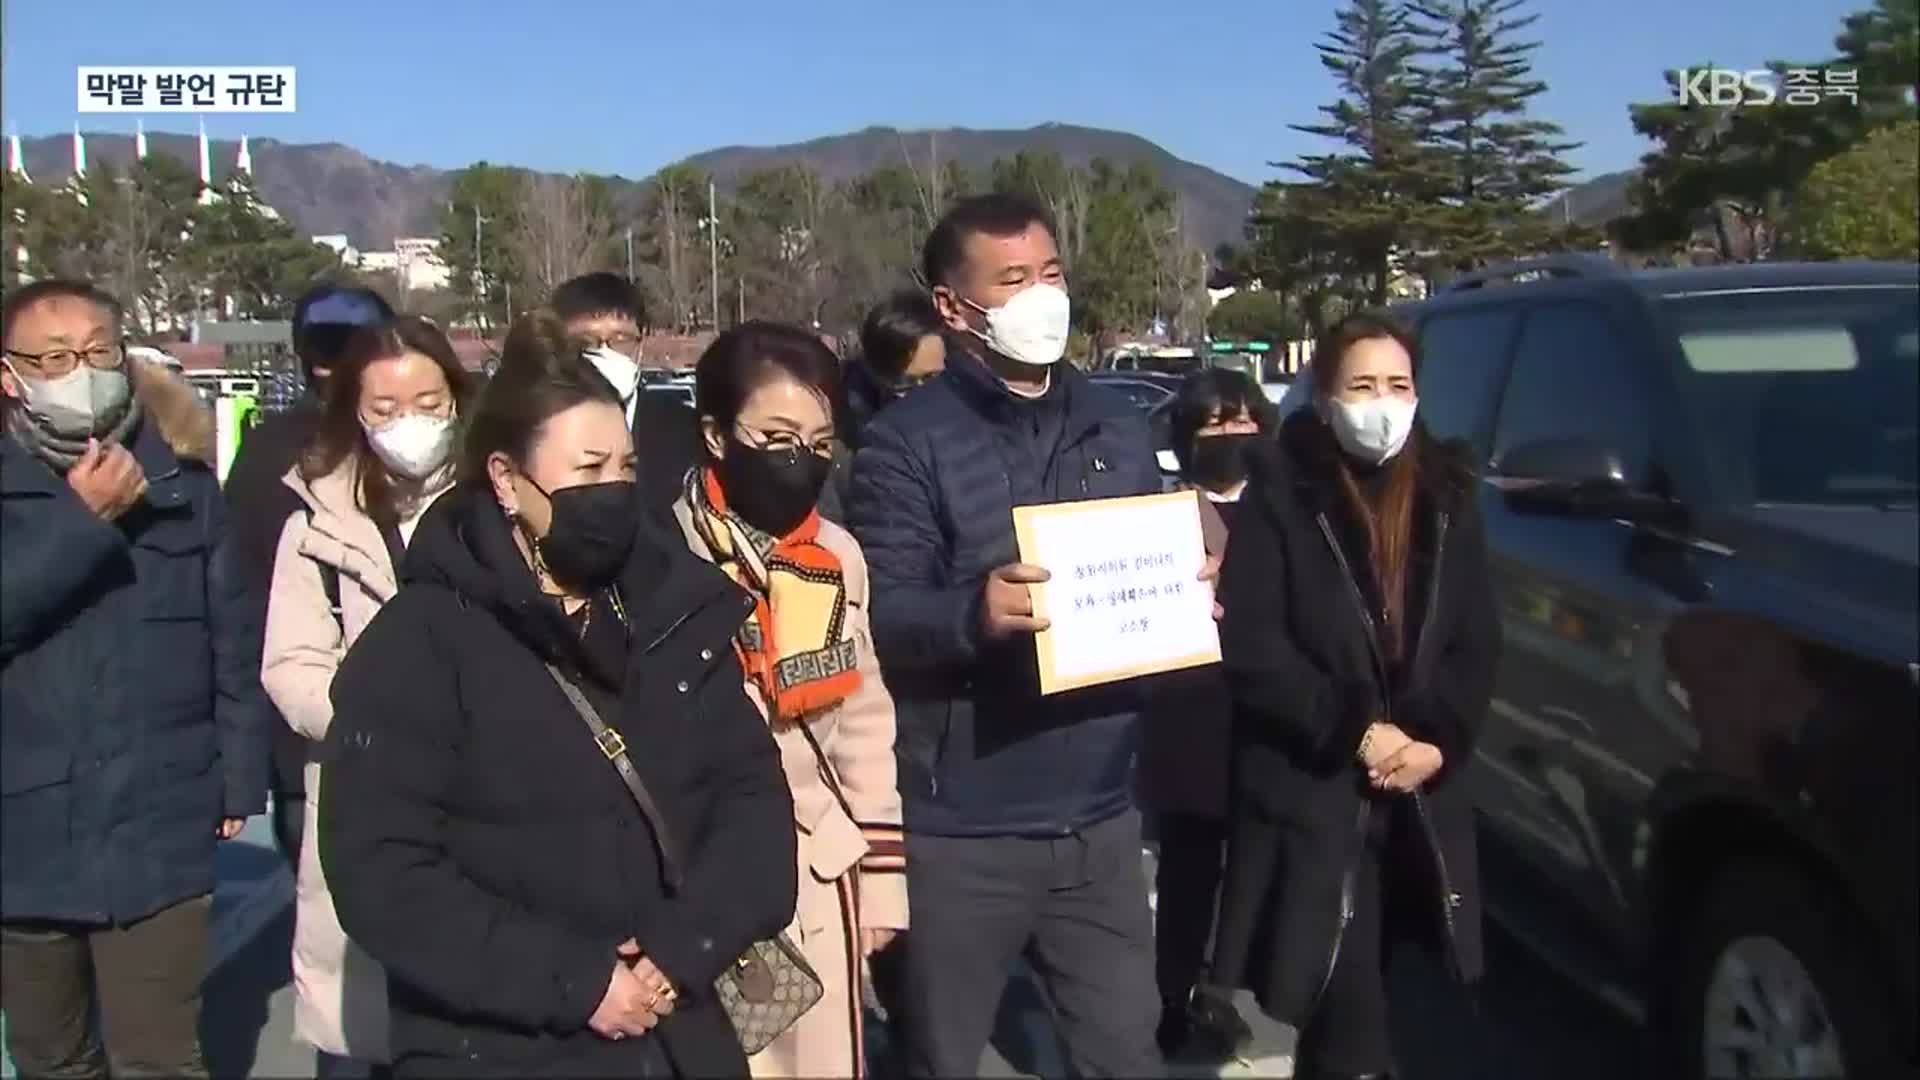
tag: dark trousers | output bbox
[272,792,306,869]
[864,938,910,1077]
[1152,813,1229,1008]
[0,894,212,1079]
[900,808,1162,1079]
[1297,817,1394,1077]
[317,1051,394,1079]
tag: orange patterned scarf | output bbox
[689,467,861,723]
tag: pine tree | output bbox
[1284,0,1430,304]
[1407,0,1579,269]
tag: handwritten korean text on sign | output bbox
[1013,491,1220,695]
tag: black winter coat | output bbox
[221,398,322,795]
[1136,493,1236,821]
[1210,410,1500,1022]
[318,485,796,1078]
[847,350,1162,837]
[1,377,270,926]
[632,391,702,522]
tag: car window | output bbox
[1416,308,1519,457]
[1665,286,1917,506]
[1492,302,1653,486]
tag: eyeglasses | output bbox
[737,425,835,460]
[4,341,125,378]
[575,333,642,356]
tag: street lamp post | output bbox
[709,182,721,331]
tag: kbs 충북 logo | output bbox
[76,66,297,113]
[1674,67,1859,108]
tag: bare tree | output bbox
[508,173,616,300]
[898,131,945,246]
[637,165,707,333]
[1149,199,1212,341]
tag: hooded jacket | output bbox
[317,484,796,1076]
[1,358,269,924]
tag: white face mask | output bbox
[1325,395,1418,465]
[364,413,455,481]
[962,282,1071,368]
[583,345,640,402]
[4,361,133,438]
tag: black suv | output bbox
[1287,256,1918,1076]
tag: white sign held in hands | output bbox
[1012,491,1222,695]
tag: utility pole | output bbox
[473,206,487,332]
[708,181,720,331]
[625,226,635,282]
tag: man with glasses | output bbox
[552,272,700,518]
[223,283,393,870]
[1,279,269,1078]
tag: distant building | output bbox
[315,234,451,294]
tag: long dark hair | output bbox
[1311,310,1424,659]
[459,308,625,487]
[301,315,473,527]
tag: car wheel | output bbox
[1665,858,1899,1079]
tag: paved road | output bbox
[8,819,1647,1079]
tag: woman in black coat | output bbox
[1136,367,1272,1061]
[318,311,797,1078]
[1210,311,1500,1080]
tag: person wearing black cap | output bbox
[223,283,394,868]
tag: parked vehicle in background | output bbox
[1329,256,1916,1077]
[1102,344,1204,376]
[642,375,696,411]
[1089,370,1181,412]
[1207,340,1299,403]
[1088,371,1182,487]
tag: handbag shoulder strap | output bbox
[542,662,685,893]
[793,720,855,826]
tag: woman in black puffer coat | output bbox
[319,313,796,1078]
[1210,311,1501,1080]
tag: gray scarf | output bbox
[4,388,145,472]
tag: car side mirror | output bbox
[1494,438,1676,522]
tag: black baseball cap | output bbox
[291,285,394,366]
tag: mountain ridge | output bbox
[15,126,1639,258]
[17,124,1263,252]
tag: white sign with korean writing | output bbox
[1013,491,1221,695]
[77,67,297,113]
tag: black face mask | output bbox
[717,437,834,536]
[523,478,639,590]
[1187,432,1257,491]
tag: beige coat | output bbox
[673,499,908,1080]
[260,461,414,1062]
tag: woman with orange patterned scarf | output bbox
[672,321,907,1079]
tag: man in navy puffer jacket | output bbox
[848,193,1166,1078]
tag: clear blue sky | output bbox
[1,0,1866,185]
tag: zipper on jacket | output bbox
[1410,513,1450,681]
[1314,513,1391,692]
[1407,512,1467,980]
[1412,790,1467,982]
[1305,511,1390,1014]
[1308,797,1373,1016]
